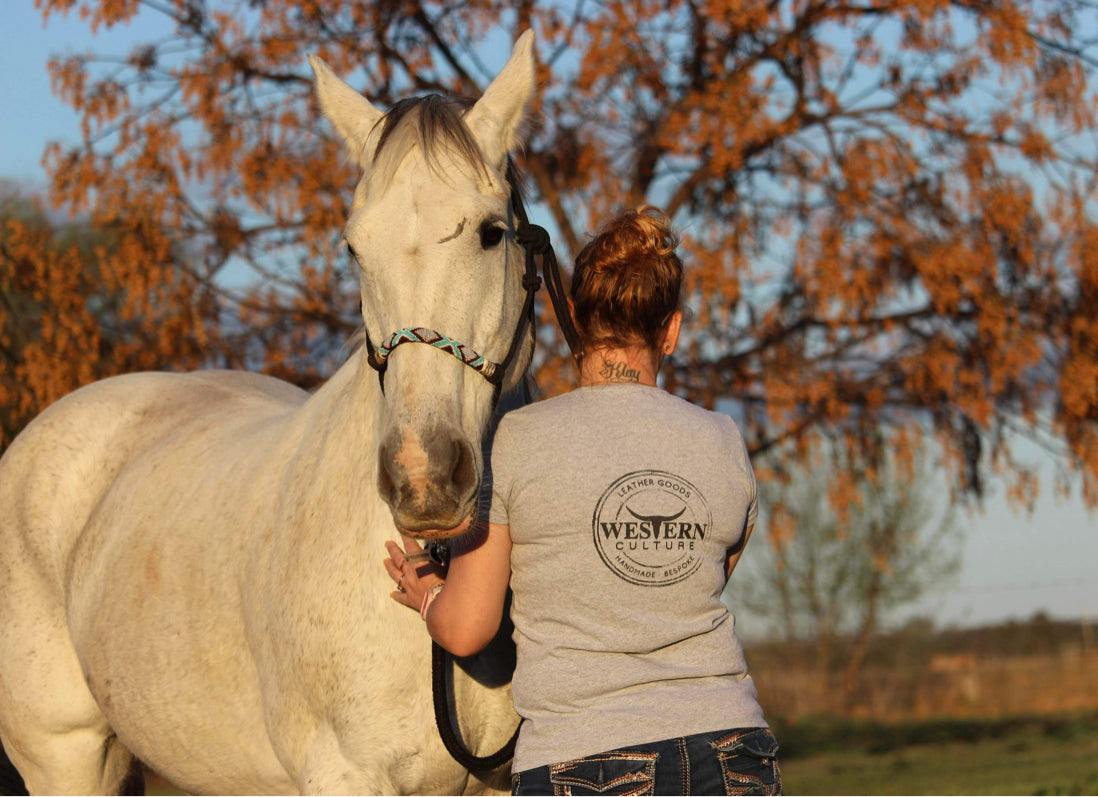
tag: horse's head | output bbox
[310,32,537,537]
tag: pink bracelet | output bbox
[420,583,444,621]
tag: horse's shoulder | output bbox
[0,370,310,579]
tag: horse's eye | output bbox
[479,221,505,249]
[346,243,359,261]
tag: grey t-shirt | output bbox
[489,384,766,772]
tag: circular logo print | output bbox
[592,470,712,586]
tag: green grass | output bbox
[775,714,1098,795]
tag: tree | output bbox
[31,0,1098,505]
[0,180,216,449]
[730,436,961,711]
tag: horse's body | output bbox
[0,32,536,795]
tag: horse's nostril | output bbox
[449,438,476,498]
[377,437,398,506]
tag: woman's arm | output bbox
[725,523,755,579]
[384,522,512,658]
[721,416,759,581]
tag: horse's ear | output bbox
[466,30,537,168]
[309,54,385,167]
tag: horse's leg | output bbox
[0,391,148,795]
[0,680,141,794]
[0,740,28,795]
[293,724,398,796]
[5,728,142,796]
[0,591,143,795]
[0,525,140,796]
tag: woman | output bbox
[385,206,781,795]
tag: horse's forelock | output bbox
[369,95,489,192]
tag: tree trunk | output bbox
[841,569,882,713]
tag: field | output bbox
[774,713,1098,795]
[738,618,1098,793]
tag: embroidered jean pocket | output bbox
[548,751,658,796]
[712,728,782,796]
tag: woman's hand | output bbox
[382,522,512,657]
[383,536,447,612]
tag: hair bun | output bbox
[619,205,679,259]
[570,205,684,351]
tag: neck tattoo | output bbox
[598,360,641,383]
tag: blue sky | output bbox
[2,1,1096,634]
[1,4,179,187]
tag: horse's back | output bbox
[0,370,305,580]
[0,369,306,794]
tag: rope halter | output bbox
[367,327,503,384]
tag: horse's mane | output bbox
[369,95,487,191]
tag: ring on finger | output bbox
[397,574,406,593]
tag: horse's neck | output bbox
[281,353,390,547]
[275,353,518,784]
[300,350,381,439]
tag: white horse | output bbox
[0,31,537,795]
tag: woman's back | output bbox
[490,384,765,770]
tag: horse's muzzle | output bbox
[377,426,478,536]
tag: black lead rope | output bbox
[509,169,581,359]
[432,641,522,772]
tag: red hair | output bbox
[570,206,683,351]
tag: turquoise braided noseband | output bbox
[372,327,499,382]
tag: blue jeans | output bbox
[510,727,781,795]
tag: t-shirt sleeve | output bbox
[744,477,758,532]
[487,416,517,526]
[723,415,758,533]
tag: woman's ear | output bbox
[661,311,683,356]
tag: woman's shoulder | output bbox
[494,392,576,433]
[490,394,581,469]
[656,390,740,430]
[501,387,737,424]
[657,394,753,464]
